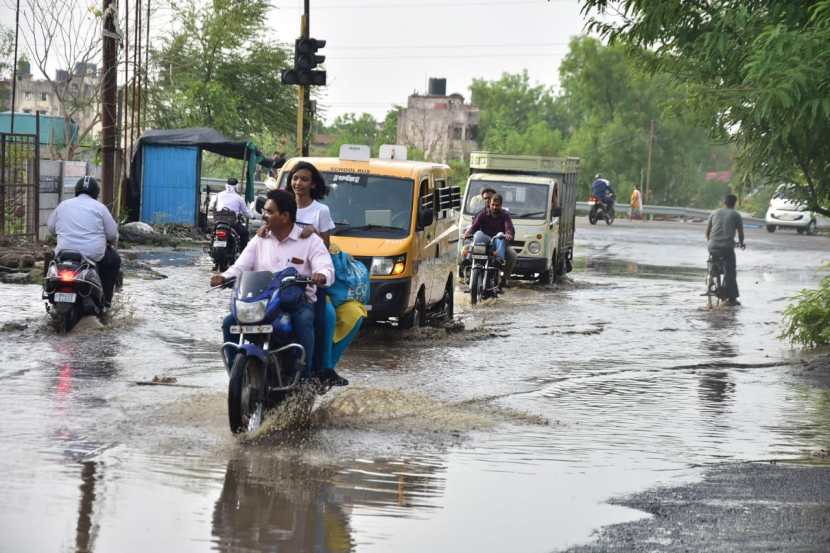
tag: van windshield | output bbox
[321,172,414,238]
[464,180,549,219]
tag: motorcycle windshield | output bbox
[235,271,274,301]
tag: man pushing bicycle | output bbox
[705,194,745,306]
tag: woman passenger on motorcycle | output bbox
[286,161,335,247]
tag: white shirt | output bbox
[296,200,335,233]
[215,187,252,218]
[47,194,118,261]
[222,224,334,302]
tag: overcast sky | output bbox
[269,0,588,123]
[2,0,591,124]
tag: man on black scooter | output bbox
[210,189,347,386]
[464,194,517,287]
[47,176,121,307]
[213,177,253,250]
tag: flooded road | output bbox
[1,219,829,552]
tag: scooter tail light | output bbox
[216,229,228,239]
[58,270,76,282]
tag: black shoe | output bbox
[726,299,741,306]
[317,369,349,387]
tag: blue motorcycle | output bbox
[218,270,321,434]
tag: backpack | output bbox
[327,249,370,307]
[270,267,304,312]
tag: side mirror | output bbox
[418,208,434,229]
[254,195,266,214]
[552,207,561,217]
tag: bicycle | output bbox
[703,242,744,306]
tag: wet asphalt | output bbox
[0,217,829,552]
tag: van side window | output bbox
[417,178,433,229]
[434,178,447,219]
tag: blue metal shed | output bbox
[140,145,201,224]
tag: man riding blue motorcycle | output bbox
[210,189,349,387]
[591,174,616,211]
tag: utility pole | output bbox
[644,119,655,205]
[101,0,118,211]
[10,0,20,132]
[297,0,309,156]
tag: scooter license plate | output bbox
[472,255,489,260]
[54,292,76,303]
[213,240,227,247]
[230,325,272,334]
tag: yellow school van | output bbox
[277,145,461,328]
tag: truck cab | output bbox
[458,152,579,283]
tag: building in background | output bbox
[1,60,101,144]
[396,78,479,163]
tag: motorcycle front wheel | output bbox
[228,355,266,434]
[588,207,599,225]
[470,268,482,305]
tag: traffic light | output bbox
[281,37,326,86]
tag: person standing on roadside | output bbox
[630,185,643,220]
[705,194,745,306]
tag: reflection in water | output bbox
[212,452,448,553]
[699,306,738,358]
[75,461,100,553]
[212,455,354,553]
[697,371,735,418]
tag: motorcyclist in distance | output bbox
[213,177,253,250]
[591,174,616,212]
[47,176,121,307]
[464,194,517,287]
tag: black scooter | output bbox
[42,251,105,333]
[210,209,246,271]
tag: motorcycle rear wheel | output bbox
[228,355,266,434]
[55,303,80,334]
[470,268,482,305]
[606,207,615,225]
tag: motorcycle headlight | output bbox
[472,245,488,255]
[371,255,406,276]
[235,299,267,323]
[527,241,542,255]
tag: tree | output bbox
[581,0,830,217]
[147,0,296,141]
[470,71,561,151]
[325,112,380,156]
[558,36,717,205]
[0,25,13,110]
[16,0,105,159]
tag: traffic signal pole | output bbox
[297,0,309,156]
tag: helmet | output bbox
[594,173,602,180]
[227,177,239,187]
[74,176,100,199]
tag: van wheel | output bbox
[437,277,454,321]
[766,225,776,233]
[806,219,817,236]
[400,289,425,329]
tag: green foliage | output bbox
[325,113,382,156]
[782,265,830,348]
[0,26,13,79]
[581,0,830,217]
[470,71,565,156]
[147,0,296,141]
[558,36,715,204]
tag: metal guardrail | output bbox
[575,201,767,226]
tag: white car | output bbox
[765,184,817,235]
